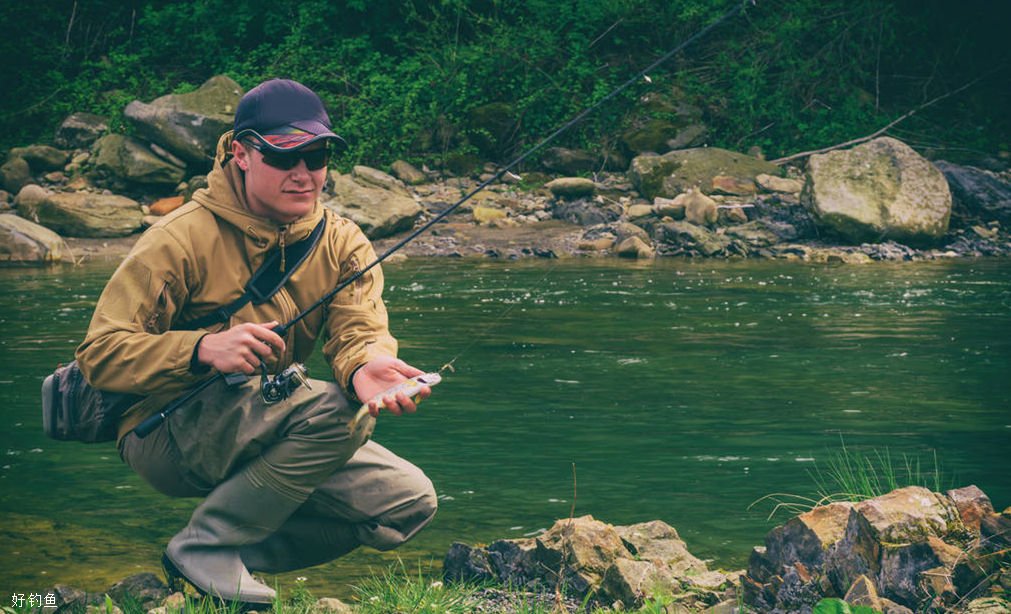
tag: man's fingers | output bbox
[393,359,424,378]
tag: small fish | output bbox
[348,373,442,435]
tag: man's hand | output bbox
[352,356,431,417]
[196,321,286,374]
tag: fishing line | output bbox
[134,0,752,437]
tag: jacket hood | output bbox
[191,131,324,248]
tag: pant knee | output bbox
[358,474,438,551]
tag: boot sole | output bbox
[162,553,274,610]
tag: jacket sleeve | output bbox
[321,220,398,396]
[75,227,208,394]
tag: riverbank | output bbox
[33,485,1011,613]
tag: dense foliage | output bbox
[2,0,1008,168]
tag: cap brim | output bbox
[236,127,347,153]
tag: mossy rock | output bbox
[629,148,779,200]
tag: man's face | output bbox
[232,139,328,224]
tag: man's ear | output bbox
[231,140,250,171]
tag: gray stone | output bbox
[552,198,621,226]
[545,177,596,199]
[390,160,427,185]
[1,156,32,193]
[614,520,707,576]
[541,147,598,175]
[679,190,718,226]
[91,134,186,185]
[107,573,168,611]
[9,145,70,172]
[627,204,654,220]
[615,235,654,258]
[613,221,650,245]
[629,148,779,200]
[124,75,243,163]
[803,137,952,244]
[324,172,422,239]
[756,173,804,194]
[352,165,409,195]
[765,501,854,570]
[14,184,49,210]
[844,574,884,611]
[55,112,109,149]
[936,160,1011,225]
[654,220,733,257]
[17,191,143,237]
[0,214,67,263]
[724,220,796,247]
[599,558,678,608]
[653,196,686,219]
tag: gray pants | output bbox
[120,376,437,573]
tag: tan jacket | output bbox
[76,133,397,439]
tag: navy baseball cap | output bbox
[233,79,346,152]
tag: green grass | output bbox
[751,439,946,519]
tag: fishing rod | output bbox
[134,0,752,439]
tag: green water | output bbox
[1,258,1009,598]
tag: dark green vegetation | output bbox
[2,0,1009,167]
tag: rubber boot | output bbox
[240,515,358,574]
[163,456,308,605]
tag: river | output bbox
[1,257,1008,599]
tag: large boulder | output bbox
[8,145,70,172]
[91,134,186,185]
[629,148,779,200]
[54,112,109,149]
[17,190,143,237]
[802,137,952,244]
[124,75,243,164]
[934,161,1011,225]
[0,214,67,263]
[324,172,422,239]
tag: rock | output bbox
[534,516,631,597]
[183,175,208,201]
[628,147,779,200]
[16,191,143,237]
[653,196,686,219]
[724,221,792,248]
[711,174,757,195]
[756,173,804,194]
[844,574,884,611]
[352,165,409,195]
[162,591,186,610]
[803,137,952,244]
[9,145,70,172]
[626,204,654,220]
[654,220,732,257]
[613,222,650,245]
[390,160,427,185]
[578,237,615,251]
[679,190,718,226]
[545,177,596,199]
[552,198,621,226]
[541,147,598,175]
[615,235,653,258]
[124,75,243,164]
[311,597,354,613]
[765,502,854,572]
[1,156,32,192]
[751,195,819,240]
[599,558,678,607]
[107,573,168,611]
[44,171,66,183]
[877,537,963,606]
[981,509,1011,550]
[946,485,994,534]
[324,171,422,239]
[91,134,186,185]
[621,90,707,154]
[55,112,109,149]
[14,184,48,210]
[487,538,539,587]
[718,205,750,224]
[149,196,185,216]
[614,520,707,575]
[85,604,122,614]
[935,160,1011,225]
[0,214,67,263]
[473,206,507,225]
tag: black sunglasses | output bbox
[246,141,331,171]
